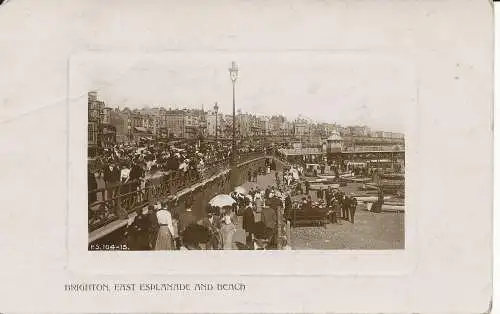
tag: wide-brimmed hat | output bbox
[253,222,273,240]
[182,224,211,245]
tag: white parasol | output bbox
[209,194,236,207]
[234,186,247,194]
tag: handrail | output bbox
[341,146,404,153]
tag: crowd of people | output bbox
[90,140,373,250]
[88,140,271,226]
[89,141,263,191]
[123,155,302,251]
[120,164,362,251]
[124,184,290,251]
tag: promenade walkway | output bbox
[231,170,282,246]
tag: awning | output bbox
[134,126,149,133]
[369,159,391,163]
[279,148,324,156]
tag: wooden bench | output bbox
[285,209,328,227]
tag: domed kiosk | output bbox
[325,131,343,163]
[326,132,343,153]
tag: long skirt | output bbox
[221,228,235,250]
[155,226,175,250]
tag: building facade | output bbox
[206,110,223,138]
[88,91,106,156]
[184,112,205,139]
[165,110,185,138]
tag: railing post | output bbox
[115,187,127,220]
[277,206,282,249]
[286,220,291,248]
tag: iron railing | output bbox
[341,145,404,153]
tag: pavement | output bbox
[290,210,404,250]
[231,170,281,246]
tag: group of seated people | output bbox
[287,188,359,224]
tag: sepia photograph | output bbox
[87,54,407,251]
[0,0,492,312]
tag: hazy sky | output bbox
[89,53,415,133]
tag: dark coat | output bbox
[178,210,197,234]
[127,214,151,250]
[261,207,277,229]
[88,171,97,190]
[129,164,143,181]
[285,196,292,210]
[104,166,120,185]
[148,211,159,233]
[242,207,255,232]
[88,171,98,204]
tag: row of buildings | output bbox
[88,91,405,153]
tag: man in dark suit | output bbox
[88,169,97,205]
[147,205,159,249]
[127,207,151,251]
[242,205,255,246]
[341,195,351,221]
[284,194,292,212]
[349,195,358,223]
[201,212,221,250]
[103,163,120,209]
[129,161,144,200]
[178,203,197,237]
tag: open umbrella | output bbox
[234,186,247,194]
[209,194,236,207]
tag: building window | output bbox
[88,124,95,143]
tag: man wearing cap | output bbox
[349,194,358,223]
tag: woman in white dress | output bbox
[155,205,175,250]
[220,213,236,250]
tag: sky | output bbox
[88,53,415,133]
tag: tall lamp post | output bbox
[214,102,219,142]
[229,61,239,164]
